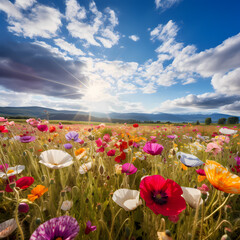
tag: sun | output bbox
[84,83,106,102]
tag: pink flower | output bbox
[196,169,206,176]
[37,125,48,132]
[95,138,103,147]
[103,134,111,142]
[107,149,116,156]
[205,142,222,155]
[168,214,180,223]
[197,184,209,193]
[121,163,137,175]
[143,142,164,155]
[96,147,105,153]
[0,163,9,172]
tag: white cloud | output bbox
[155,0,181,9]
[0,0,22,18]
[65,0,120,48]
[54,39,85,56]
[212,68,240,95]
[7,4,62,38]
[15,0,36,10]
[129,35,140,41]
[141,82,157,94]
[182,78,196,85]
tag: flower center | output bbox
[152,191,168,205]
[55,238,63,240]
[7,170,14,174]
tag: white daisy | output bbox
[0,165,25,179]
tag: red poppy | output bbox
[5,176,34,192]
[115,152,126,163]
[120,141,128,152]
[140,175,186,216]
[49,126,56,133]
[133,123,139,128]
[0,125,8,133]
[128,140,133,146]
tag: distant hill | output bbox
[0,106,238,123]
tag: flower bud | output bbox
[201,192,208,200]
[18,203,29,213]
[221,234,231,240]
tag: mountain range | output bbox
[0,106,238,123]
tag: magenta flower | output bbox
[18,203,29,213]
[37,125,48,132]
[85,221,97,235]
[121,163,137,175]
[20,136,36,143]
[133,142,140,148]
[96,147,105,153]
[235,156,240,166]
[107,149,116,156]
[143,142,164,155]
[196,169,206,176]
[95,138,103,147]
[103,134,111,142]
[167,135,176,139]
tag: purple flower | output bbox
[167,135,176,139]
[121,163,137,175]
[235,156,240,166]
[64,143,73,149]
[65,131,80,142]
[133,142,140,148]
[20,136,36,143]
[143,142,164,155]
[30,216,79,240]
[85,221,97,235]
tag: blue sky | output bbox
[0,0,240,114]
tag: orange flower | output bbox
[204,160,240,194]
[75,148,85,156]
[28,185,48,202]
[198,175,206,182]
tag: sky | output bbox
[0,0,240,115]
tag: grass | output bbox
[0,121,240,239]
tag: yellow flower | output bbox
[28,185,48,202]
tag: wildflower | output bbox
[64,143,73,149]
[0,165,25,179]
[95,138,103,147]
[20,135,36,143]
[28,185,48,202]
[103,134,111,142]
[112,189,142,211]
[18,203,29,213]
[37,125,48,132]
[133,123,139,128]
[204,160,240,194]
[181,187,207,208]
[176,152,204,167]
[49,126,56,133]
[79,162,92,174]
[5,176,34,192]
[65,131,81,142]
[75,148,85,156]
[235,156,240,166]
[30,216,79,239]
[85,221,97,235]
[143,142,164,155]
[39,150,73,169]
[107,149,116,156]
[168,214,179,223]
[205,142,222,155]
[115,151,126,163]
[167,135,177,140]
[140,175,186,216]
[61,200,73,211]
[0,164,8,172]
[0,219,17,238]
[0,117,7,122]
[0,125,8,133]
[121,163,137,175]
[219,128,237,135]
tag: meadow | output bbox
[0,118,240,240]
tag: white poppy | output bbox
[39,150,73,169]
[0,218,17,238]
[0,165,25,179]
[181,187,208,209]
[61,200,73,211]
[79,162,92,174]
[176,152,204,167]
[112,189,142,211]
[219,128,237,135]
